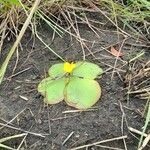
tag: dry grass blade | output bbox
[0,22,7,53]
[96,144,124,150]
[0,133,26,143]
[0,0,41,84]
[0,133,27,150]
[128,127,147,137]
[0,143,16,150]
[17,133,28,150]
[85,0,130,37]
[138,101,150,149]
[124,59,150,100]
[138,133,150,150]
[0,122,45,138]
[124,59,150,149]
[62,131,74,145]
[0,108,27,130]
[69,135,127,150]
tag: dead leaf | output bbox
[110,46,123,57]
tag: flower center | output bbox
[64,62,76,73]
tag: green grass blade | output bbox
[37,10,63,37]
[129,50,145,63]
[0,0,20,6]
[138,100,150,148]
[137,0,150,10]
[34,26,65,61]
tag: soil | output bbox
[0,14,150,150]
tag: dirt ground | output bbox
[0,14,150,150]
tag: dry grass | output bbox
[124,60,150,100]
[0,0,149,149]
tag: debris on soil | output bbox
[124,60,150,100]
[0,12,150,150]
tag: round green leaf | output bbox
[38,77,53,96]
[65,77,101,110]
[38,77,66,104]
[48,63,65,78]
[72,61,103,79]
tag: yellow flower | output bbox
[64,62,76,73]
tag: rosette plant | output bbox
[38,61,103,110]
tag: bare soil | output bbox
[0,16,149,150]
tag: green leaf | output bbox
[72,61,103,79]
[8,0,20,5]
[65,77,101,110]
[0,0,20,6]
[38,77,66,104]
[38,77,53,95]
[48,63,65,78]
